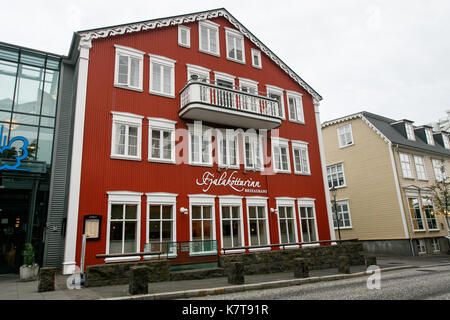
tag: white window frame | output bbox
[114,44,144,91]
[251,49,262,69]
[421,196,439,231]
[225,27,245,64]
[110,111,143,161]
[413,155,427,181]
[246,196,270,252]
[416,239,426,254]
[148,53,176,98]
[217,129,240,169]
[286,91,304,124]
[425,128,435,145]
[405,123,415,141]
[399,153,414,179]
[145,193,178,259]
[431,238,441,253]
[243,132,264,171]
[198,20,220,57]
[239,78,259,113]
[337,123,354,148]
[442,133,450,149]
[266,85,285,119]
[186,64,211,82]
[271,137,291,174]
[432,159,447,182]
[188,194,217,256]
[291,140,310,175]
[188,124,213,167]
[219,196,245,254]
[407,197,426,232]
[105,191,143,263]
[147,117,176,164]
[327,162,346,189]
[297,198,319,246]
[276,197,299,248]
[178,25,191,48]
[332,199,353,230]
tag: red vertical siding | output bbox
[75,16,330,267]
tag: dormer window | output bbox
[425,128,435,145]
[443,133,450,149]
[405,123,415,141]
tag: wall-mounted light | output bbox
[180,207,188,215]
[270,208,278,214]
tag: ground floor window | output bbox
[408,198,425,231]
[431,238,440,253]
[221,205,242,248]
[276,200,297,244]
[422,198,438,231]
[147,204,175,254]
[248,205,269,246]
[416,239,426,254]
[298,201,318,243]
[332,200,352,229]
[190,199,215,254]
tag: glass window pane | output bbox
[150,205,160,220]
[111,204,123,219]
[36,127,53,165]
[0,111,11,123]
[232,220,241,246]
[203,220,212,239]
[192,206,201,219]
[222,206,230,219]
[40,116,55,127]
[249,206,256,219]
[162,205,172,219]
[125,204,137,219]
[259,220,268,245]
[9,124,38,160]
[149,220,161,241]
[12,113,39,126]
[232,206,239,219]
[109,221,123,254]
[203,206,211,219]
[222,220,231,247]
[152,63,161,92]
[124,221,137,253]
[151,130,160,158]
[20,51,45,67]
[41,69,59,116]
[162,131,172,159]
[14,65,44,115]
[192,221,202,240]
[0,61,18,111]
[162,221,172,241]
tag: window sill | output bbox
[328,185,347,190]
[104,256,141,263]
[149,90,175,99]
[334,227,352,230]
[189,162,214,168]
[252,64,262,69]
[339,143,354,149]
[218,165,240,170]
[189,251,217,257]
[244,167,264,172]
[413,230,426,233]
[294,171,311,176]
[221,249,245,254]
[148,158,176,164]
[248,247,271,252]
[402,177,416,180]
[280,244,299,250]
[110,155,142,161]
[143,253,177,260]
[427,229,440,232]
[288,119,305,125]
[114,84,143,92]
[199,49,220,58]
[273,170,292,175]
[178,43,191,49]
[226,56,246,65]
[301,243,320,248]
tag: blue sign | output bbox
[0,124,30,171]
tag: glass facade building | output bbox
[0,43,61,273]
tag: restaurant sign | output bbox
[196,171,267,193]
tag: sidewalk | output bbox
[0,254,448,300]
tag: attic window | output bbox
[443,134,450,149]
[405,123,415,141]
[425,128,435,145]
[178,26,190,48]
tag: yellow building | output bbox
[321,112,450,255]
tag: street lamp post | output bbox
[330,186,342,243]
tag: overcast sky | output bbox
[2,0,449,125]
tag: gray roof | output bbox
[361,111,450,157]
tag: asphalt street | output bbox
[187,264,450,300]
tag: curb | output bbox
[102,265,416,301]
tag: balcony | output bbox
[179,79,282,129]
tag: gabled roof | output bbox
[75,8,322,101]
[322,111,450,157]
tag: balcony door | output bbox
[216,79,235,108]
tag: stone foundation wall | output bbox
[85,260,169,287]
[219,242,365,275]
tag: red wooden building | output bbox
[62,8,335,274]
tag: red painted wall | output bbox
[75,16,331,268]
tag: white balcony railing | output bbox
[180,79,281,120]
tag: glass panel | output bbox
[249,206,256,219]
[227,34,235,58]
[149,205,160,220]
[20,51,46,67]
[14,65,44,115]
[232,220,241,246]
[123,221,137,253]
[287,219,296,243]
[40,116,55,127]
[280,220,288,243]
[203,220,212,239]
[200,25,209,51]
[151,130,160,158]
[259,220,268,245]
[232,206,239,219]
[250,220,258,246]
[0,111,11,123]
[118,55,128,84]
[129,57,140,87]
[192,221,202,240]
[0,46,19,62]
[203,206,211,219]
[9,124,38,160]
[46,57,60,70]
[115,124,126,155]
[222,206,230,219]
[151,63,161,92]
[162,221,172,242]
[41,69,59,116]
[222,220,231,247]
[163,65,171,94]
[162,205,172,219]
[162,131,171,159]
[36,127,54,165]
[109,221,123,254]
[0,61,18,111]
[125,204,137,219]
[149,220,160,242]
[111,205,123,219]
[192,206,201,219]
[210,28,217,53]
[12,113,39,125]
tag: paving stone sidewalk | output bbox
[0,254,448,300]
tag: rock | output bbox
[338,255,350,274]
[129,266,148,295]
[293,258,309,278]
[227,262,245,285]
[38,267,57,292]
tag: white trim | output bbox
[271,137,291,174]
[266,85,285,120]
[148,54,176,98]
[110,112,143,161]
[214,71,236,83]
[276,198,299,248]
[114,44,145,55]
[63,43,91,275]
[251,48,262,69]
[111,111,144,122]
[246,199,271,249]
[332,199,353,229]
[178,25,191,48]
[186,64,211,82]
[337,123,354,148]
[219,196,245,252]
[225,28,246,64]
[297,199,320,243]
[114,45,144,91]
[187,124,213,166]
[291,140,310,175]
[243,132,264,171]
[216,128,240,169]
[314,99,336,242]
[286,91,304,124]
[188,196,217,255]
[147,117,176,164]
[198,20,220,57]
